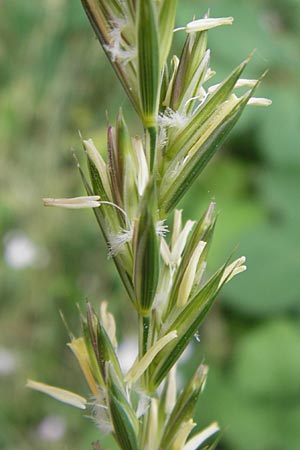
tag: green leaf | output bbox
[170,34,195,110]
[83,137,125,234]
[81,319,105,388]
[104,0,123,16]
[149,268,224,389]
[185,32,208,93]
[116,109,130,192]
[158,0,177,68]
[178,47,210,116]
[78,158,136,306]
[168,420,196,450]
[86,304,123,384]
[183,423,220,450]
[160,364,208,449]
[81,0,141,114]
[87,156,108,201]
[166,56,250,160]
[116,110,139,217]
[107,364,139,450]
[165,204,216,315]
[133,182,160,315]
[79,164,136,302]
[108,364,137,424]
[170,31,207,111]
[81,0,111,44]
[160,92,253,215]
[137,0,160,126]
[108,394,138,450]
[107,125,124,209]
[205,433,222,450]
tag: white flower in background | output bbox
[3,231,49,269]
[179,341,194,364]
[117,336,138,374]
[0,347,18,376]
[36,415,66,442]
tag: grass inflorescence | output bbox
[28,1,270,449]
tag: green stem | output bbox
[139,315,150,358]
[147,125,157,173]
[138,314,151,393]
[138,404,150,449]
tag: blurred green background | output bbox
[1,0,300,449]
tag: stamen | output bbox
[108,226,133,257]
[43,196,101,209]
[158,108,189,129]
[156,220,169,237]
[247,97,272,106]
[104,18,136,64]
[175,16,233,33]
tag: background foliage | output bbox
[1,0,299,449]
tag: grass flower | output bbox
[28,1,271,449]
